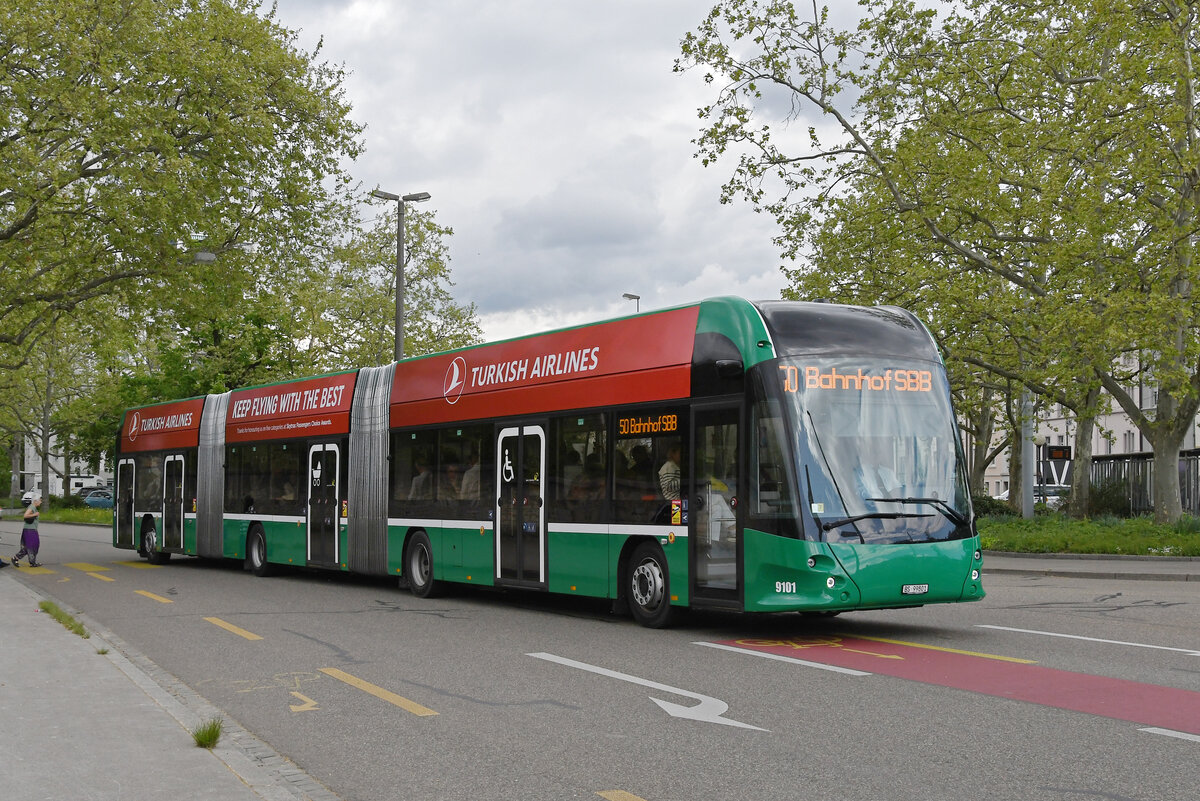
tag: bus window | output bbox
[135,455,163,511]
[266,443,303,515]
[551,414,607,522]
[613,406,687,524]
[749,394,798,536]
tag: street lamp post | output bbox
[371,188,432,361]
[622,292,640,313]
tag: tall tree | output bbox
[304,204,484,370]
[0,0,364,369]
[679,0,1200,522]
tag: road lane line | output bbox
[977,624,1200,657]
[1140,727,1200,743]
[597,792,649,801]
[695,641,872,676]
[87,572,115,582]
[65,562,110,572]
[134,590,173,603]
[204,617,263,640]
[318,668,438,716]
[850,633,1038,663]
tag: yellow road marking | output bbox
[65,562,110,572]
[289,692,319,712]
[318,668,437,717]
[204,617,263,641]
[134,590,173,604]
[87,572,115,582]
[17,566,54,574]
[117,561,161,569]
[846,633,1038,664]
[598,792,649,801]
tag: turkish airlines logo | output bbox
[443,356,467,404]
[126,411,140,442]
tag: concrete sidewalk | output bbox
[0,571,335,801]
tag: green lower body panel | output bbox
[742,528,983,612]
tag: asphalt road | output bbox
[6,521,1198,801]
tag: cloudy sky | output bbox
[273,1,790,342]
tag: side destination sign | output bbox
[226,372,357,443]
[122,398,206,453]
[391,306,701,427]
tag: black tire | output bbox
[142,526,171,565]
[246,527,274,577]
[406,531,443,598]
[627,541,676,628]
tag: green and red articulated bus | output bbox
[114,297,983,626]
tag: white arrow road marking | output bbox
[529,652,766,731]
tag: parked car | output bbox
[84,489,114,509]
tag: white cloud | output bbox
[276,0,794,341]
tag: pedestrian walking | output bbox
[13,493,42,567]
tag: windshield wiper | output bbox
[865,496,969,526]
[821,511,931,532]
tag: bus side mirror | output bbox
[715,359,744,379]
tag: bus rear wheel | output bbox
[247,527,274,577]
[627,542,676,628]
[142,527,171,565]
[406,532,443,598]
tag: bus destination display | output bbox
[780,365,933,393]
[618,413,678,435]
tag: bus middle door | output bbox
[163,454,185,551]
[115,458,136,548]
[307,443,340,566]
[495,425,546,586]
[691,404,742,601]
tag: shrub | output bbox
[971,494,1012,518]
[1088,479,1133,518]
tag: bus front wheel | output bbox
[627,542,676,628]
[406,532,443,598]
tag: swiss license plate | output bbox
[901,584,929,595]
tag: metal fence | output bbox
[1090,452,1200,516]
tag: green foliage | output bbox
[0,0,364,367]
[971,493,1012,518]
[38,601,89,639]
[191,717,223,749]
[1087,479,1135,519]
[978,515,1200,556]
[679,0,1200,522]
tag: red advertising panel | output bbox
[226,372,357,443]
[391,306,700,427]
[120,398,206,453]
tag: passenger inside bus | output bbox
[409,456,434,500]
[459,447,480,500]
[658,443,681,500]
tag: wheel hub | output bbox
[631,560,664,608]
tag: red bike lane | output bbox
[718,634,1200,735]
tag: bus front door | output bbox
[691,405,741,599]
[163,455,185,551]
[115,458,135,548]
[496,425,546,586]
[307,443,340,566]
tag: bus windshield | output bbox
[779,357,972,544]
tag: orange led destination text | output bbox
[780,366,932,393]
